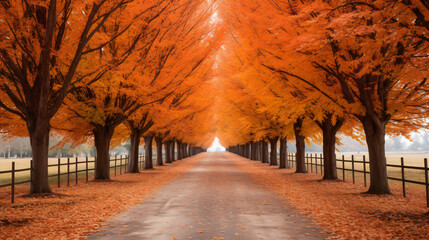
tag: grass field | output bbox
[0,152,427,189]
[336,152,429,183]
[295,152,429,197]
[0,156,132,186]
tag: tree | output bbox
[0,0,142,193]
[55,0,175,179]
[239,0,429,192]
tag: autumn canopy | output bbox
[0,0,428,195]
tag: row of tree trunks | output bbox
[228,115,391,194]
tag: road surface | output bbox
[88,152,328,240]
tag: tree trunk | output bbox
[94,125,115,179]
[279,137,287,169]
[294,118,307,173]
[250,141,256,160]
[165,141,172,163]
[28,117,52,193]
[171,141,175,161]
[182,143,185,158]
[144,136,153,169]
[318,115,343,180]
[361,116,391,194]
[182,142,186,158]
[128,129,141,173]
[177,142,181,160]
[269,137,279,165]
[261,141,269,163]
[156,137,163,166]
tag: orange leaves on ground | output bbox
[0,159,198,239]
[232,155,429,239]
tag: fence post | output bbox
[352,155,355,184]
[401,157,406,197]
[342,155,345,181]
[310,154,313,172]
[86,157,89,182]
[287,153,289,167]
[123,155,126,173]
[58,158,61,188]
[11,162,15,203]
[321,153,323,174]
[424,158,428,208]
[75,157,78,185]
[67,157,70,187]
[115,155,117,176]
[315,154,318,174]
[292,153,294,168]
[118,155,121,174]
[305,154,308,170]
[363,155,367,187]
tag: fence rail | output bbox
[0,155,145,203]
[286,152,429,207]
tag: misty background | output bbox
[0,131,428,158]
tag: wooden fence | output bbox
[287,153,429,207]
[0,155,144,203]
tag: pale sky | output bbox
[208,137,225,152]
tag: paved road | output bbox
[88,152,328,240]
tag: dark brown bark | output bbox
[156,137,163,166]
[261,141,269,164]
[125,115,154,171]
[269,137,279,165]
[0,0,136,195]
[250,141,256,160]
[165,141,172,163]
[361,116,391,194]
[177,142,182,160]
[183,142,187,158]
[28,118,52,194]
[94,125,115,179]
[316,114,344,180]
[184,143,188,158]
[128,129,141,173]
[294,118,307,173]
[279,137,288,169]
[170,141,176,162]
[182,142,186,158]
[144,136,153,169]
[245,143,250,158]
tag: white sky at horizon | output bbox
[208,137,225,152]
